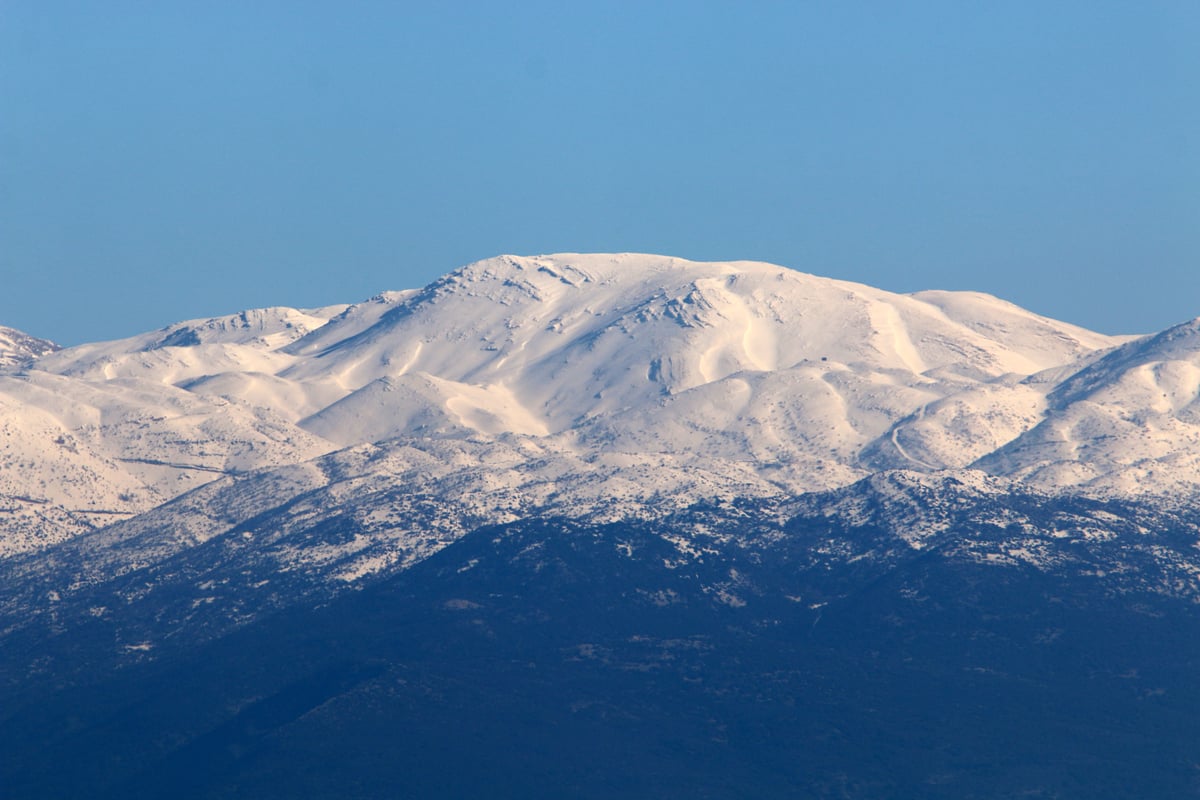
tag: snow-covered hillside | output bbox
[2,253,1194,558]
[976,317,1200,494]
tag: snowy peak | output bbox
[968,314,1200,494]
[282,291,417,357]
[36,304,347,380]
[141,305,348,351]
[1050,316,1200,408]
[2,253,1192,558]
[0,325,59,369]
[280,253,1125,431]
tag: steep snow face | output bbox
[0,326,59,369]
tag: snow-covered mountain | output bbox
[5,251,1197,614]
[4,254,1200,798]
[3,254,1169,554]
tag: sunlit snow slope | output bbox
[3,253,1193,557]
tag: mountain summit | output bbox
[2,253,1193,556]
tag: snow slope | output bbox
[976,318,1200,494]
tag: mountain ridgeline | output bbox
[3,254,1200,798]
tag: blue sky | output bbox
[2,1,1197,344]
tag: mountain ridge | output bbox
[4,254,1200,798]
[1,253,1194,558]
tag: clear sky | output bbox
[2,1,1197,344]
